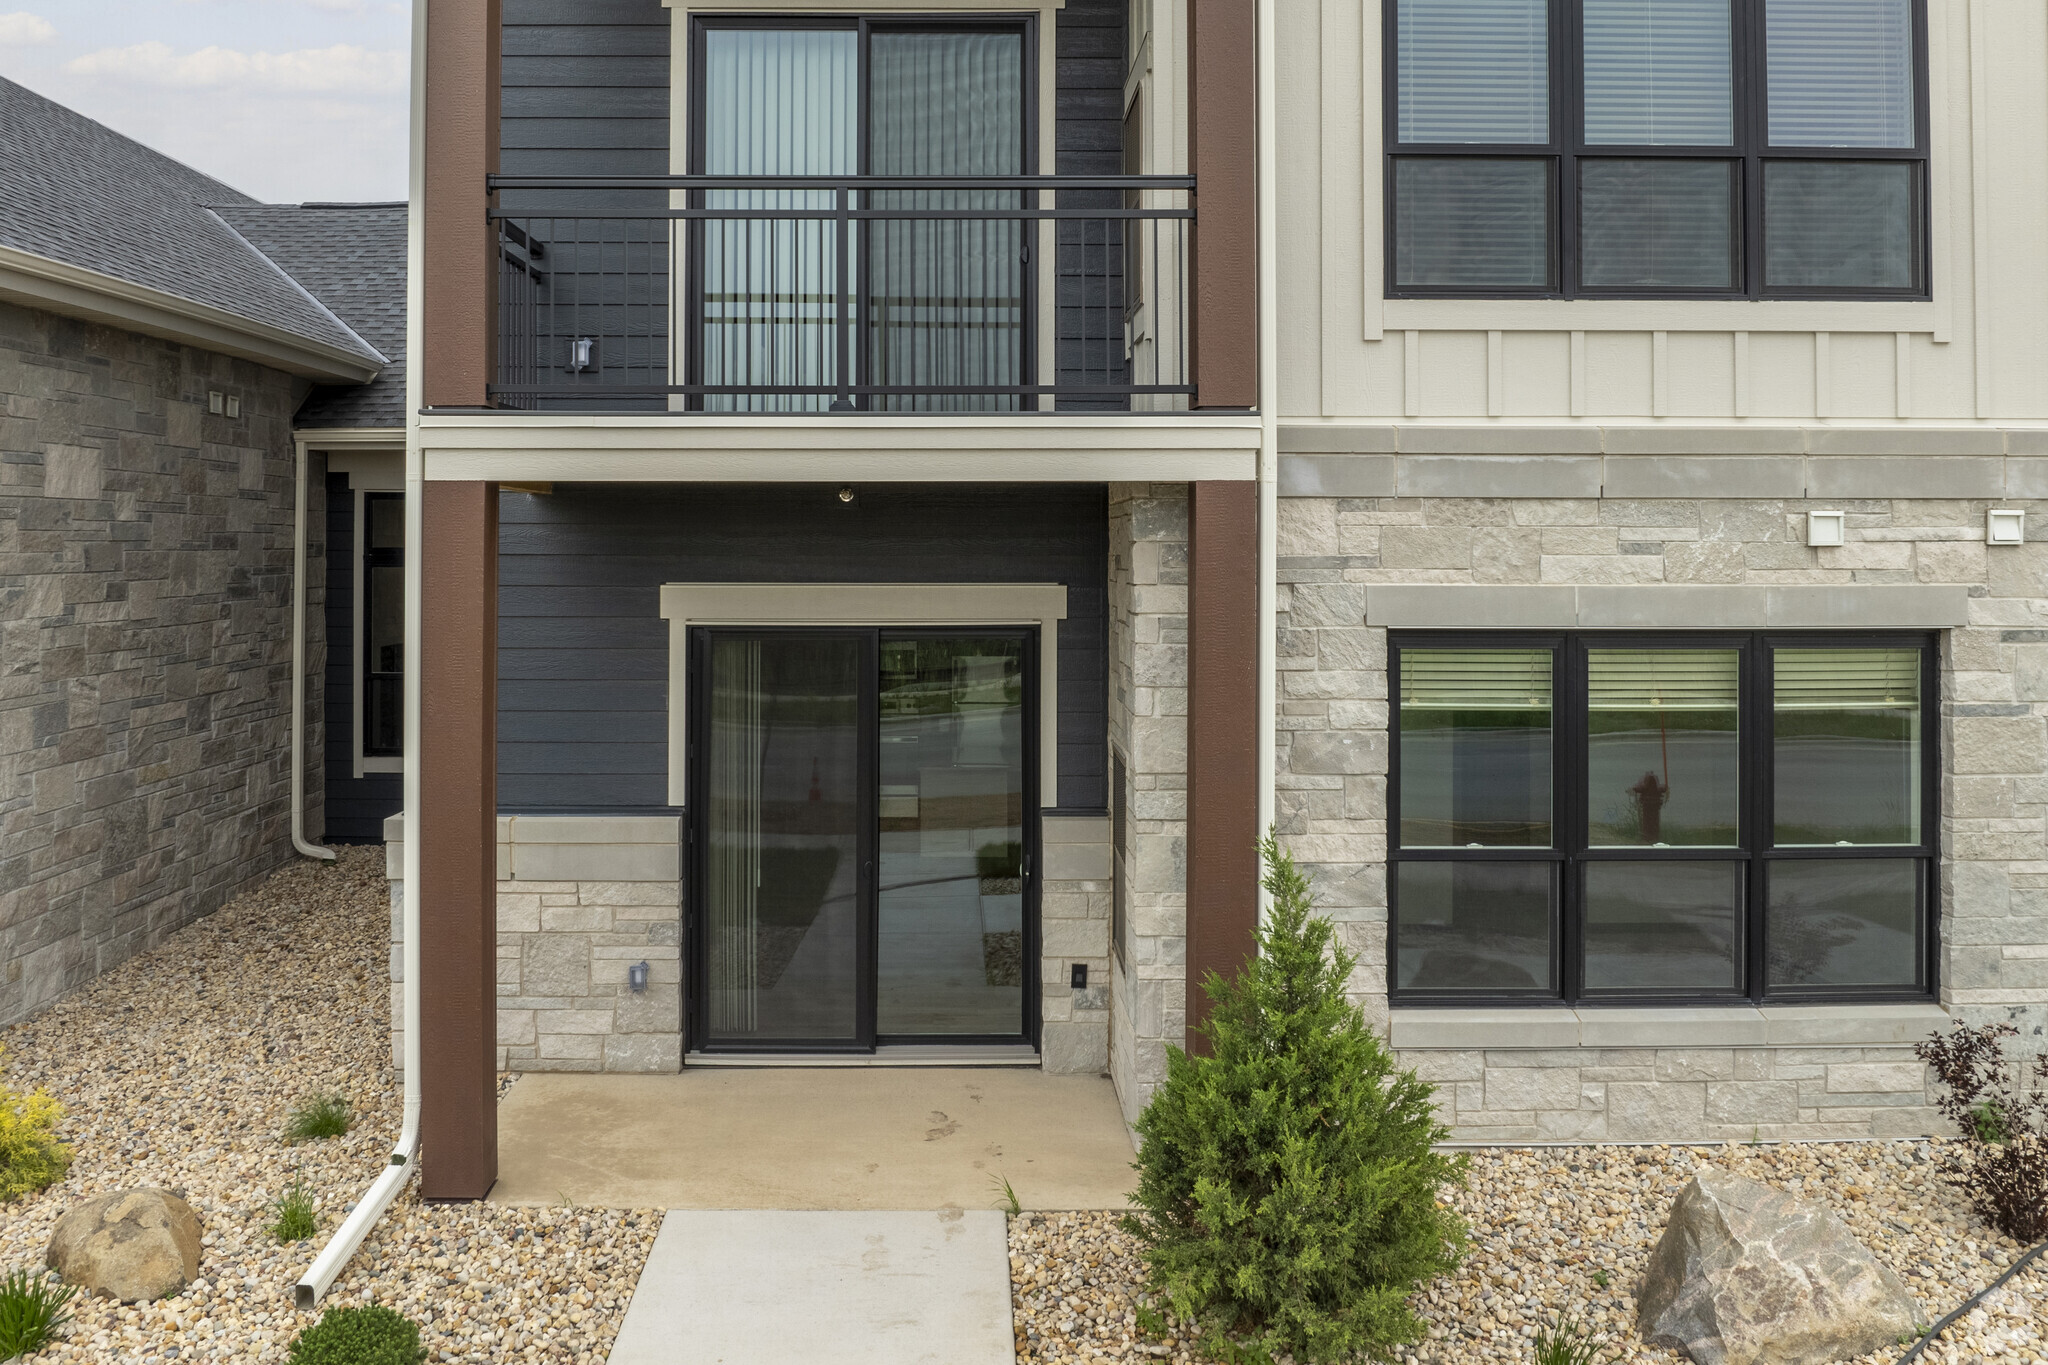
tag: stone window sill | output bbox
[1388,1003,1952,1051]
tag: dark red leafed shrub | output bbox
[1915,1021,2048,1242]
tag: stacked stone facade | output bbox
[1107,483,1190,1124]
[0,301,318,1024]
[1261,478,2048,1141]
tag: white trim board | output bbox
[658,583,1069,807]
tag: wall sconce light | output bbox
[568,337,595,373]
[1806,510,1846,547]
[1988,509,2027,546]
[628,960,649,993]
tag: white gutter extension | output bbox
[1255,0,1280,911]
[290,436,339,865]
[294,0,429,1311]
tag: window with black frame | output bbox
[1385,0,1928,297]
[1389,634,1933,1005]
[360,493,404,758]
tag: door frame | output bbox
[683,624,1043,1054]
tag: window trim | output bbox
[1386,629,1940,1009]
[1381,0,1932,301]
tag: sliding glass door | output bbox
[691,628,1034,1051]
[691,17,1031,410]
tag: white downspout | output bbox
[1254,0,1279,911]
[292,435,338,864]
[294,0,429,1311]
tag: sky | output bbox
[0,0,410,204]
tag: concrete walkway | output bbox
[493,1068,1135,1210]
[606,1209,1016,1365]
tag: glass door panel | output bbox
[702,633,866,1044]
[876,635,1027,1037]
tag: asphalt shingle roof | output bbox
[0,75,393,396]
[212,203,408,429]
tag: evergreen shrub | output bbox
[286,1305,426,1365]
[0,1049,70,1201]
[1124,834,1468,1363]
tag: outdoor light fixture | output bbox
[568,337,595,373]
[838,486,856,503]
[1806,510,1846,547]
[628,960,649,993]
[1988,509,2027,546]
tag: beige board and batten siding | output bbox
[1277,0,2048,423]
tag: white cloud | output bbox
[64,41,405,95]
[0,11,56,43]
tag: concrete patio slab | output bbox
[606,1209,1014,1365]
[492,1068,1135,1210]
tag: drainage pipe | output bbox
[290,437,337,865]
[292,0,429,1310]
[1895,1237,2048,1365]
[1254,0,1280,909]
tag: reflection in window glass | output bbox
[1396,0,1550,144]
[1582,861,1743,991]
[1587,649,1739,845]
[1395,861,1555,992]
[1399,648,1553,847]
[1773,648,1920,845]
[1768,858,1919,988]
[1763,161,1915,290]
[1580,159,1738,289]
[1583,0,1733,145]
[1393,159,1554,290]
[1765,0,1914,148]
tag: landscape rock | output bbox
[46,1187,203,1302]
[1637,1170,1921,1365]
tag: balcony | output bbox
[487,174,1193,415]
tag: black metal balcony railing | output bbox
[487,174,1194,413]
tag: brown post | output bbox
[419,481,499,1200]
[1187,0,1258,410]
[421,0,502,408]
[1184,481,1260,1050]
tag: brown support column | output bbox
[419,481,499,1200]
[421,0,502,407]
[1184,481,1260,1051]
[1187,0,1258,410]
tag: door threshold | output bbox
[686,1044,1042,1068]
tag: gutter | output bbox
[293,0,430,1311]
[290,436,338,866]
[0,243,384,385]
[1254,0,1280,904]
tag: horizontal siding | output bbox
[496,484,1110,813]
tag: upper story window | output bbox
[1384,0,1929,299]
[1389,633,1935,1006]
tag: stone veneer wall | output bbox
[388,813,1117,1075]
[1107,484,1191,1125]
[1272,484,2048,1142]
[0,300,317,1024]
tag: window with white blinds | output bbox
[1391,634,1933,1005]
[1386,0,1927,298]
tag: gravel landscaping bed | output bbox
[0,846,659,1364]
[1009,1142,2047,1365]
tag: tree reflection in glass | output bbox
[1586,649,1740,846]
[1398,648,1553,848]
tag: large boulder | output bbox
[46,1188,202,1303]
[1637,1171,1919,1365]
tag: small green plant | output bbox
[1533,1315,1610,1365]
[286,1304,426,1365]
[269,1179,318,1243]
[1591,1269,1611,1289]
[0,1049,71,1201]
[989,1172,1021,1217]
[284,1094,352,1144]
[1135,1303,1168,1340]
[0,1268,76,1359]
[1124,833,1468,1365]
[1968,1099,2011,1145]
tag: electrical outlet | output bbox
[1070,963,1088,990]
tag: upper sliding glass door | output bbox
[691,18,1032,411]
[690,627,1034,1052]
